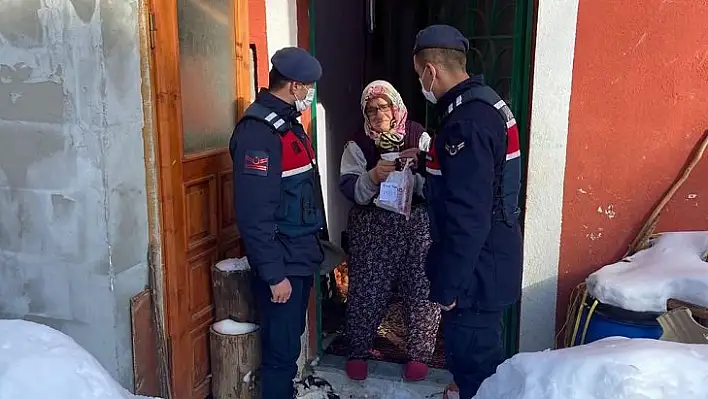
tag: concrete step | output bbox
[311,354,452,399]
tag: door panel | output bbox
[427,0,518,107]
[150,0,251,396]
[177,0,237,154]
[184,177,218,250]
[176,152,241,399]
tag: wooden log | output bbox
[210,320,261,399]
[212,258,257,323]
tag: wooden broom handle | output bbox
[625,131,708,256]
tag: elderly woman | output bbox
[339,80,441,381]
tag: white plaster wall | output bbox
[315,103,336,238]
[519,0,579,352]
[265,0,298,60]
[264,0,313,369]
[0,0,148,389]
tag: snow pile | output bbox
[475,337,708,399]
[587,231,708,312]
[215,257,251,272]
[212,319,259,335]
[0,319,159,399]
[335,381,422,399]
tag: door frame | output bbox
[423,0,537,359]
[505,0,537,358]
[308,0,538,360]
[143,0,253,396]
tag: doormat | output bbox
[324,298,446,369]
[325,332,446,369]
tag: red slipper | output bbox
[403,361,429,381]
[345,359,368,381]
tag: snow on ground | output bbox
[212,319,259,335]
[475,337,708,399]
[305,371,439,399]
[0,319,160,399]
[215,257,250,272]
[587,231,708,312]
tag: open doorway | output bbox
[312,0,535,371]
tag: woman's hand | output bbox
[399,147,420,158]
[369,159,395,184]
[399,147,421,169]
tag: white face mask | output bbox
[295,87,316,112]
[419,67,437,104]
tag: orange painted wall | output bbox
[557,0,708,329]
[293,0,318,356]
[297,0,312,134]
[249,0,269,88]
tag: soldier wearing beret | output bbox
[412,25,524,398]
[229,47,324,399]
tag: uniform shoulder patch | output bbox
[244,150,269,176]
[444,141,466,156]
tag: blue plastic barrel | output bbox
[574,296,664,346]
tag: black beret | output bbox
[271,47,322,83]
[413,24,470,54]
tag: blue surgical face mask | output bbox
[419,67,437,104]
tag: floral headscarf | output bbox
[361,80,409,147]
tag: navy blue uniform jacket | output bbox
[424,77,523,310]
[229,90,324,286]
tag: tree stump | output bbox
[210,320,261,399]
[211,258,256,323]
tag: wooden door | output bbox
[149,0,252,397]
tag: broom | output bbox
[559,130,708,348]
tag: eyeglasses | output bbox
[365,103,392,117]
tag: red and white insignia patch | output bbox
[244,150,269,176]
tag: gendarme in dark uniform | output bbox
[413,25,523,398]
[229,47,324,399]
